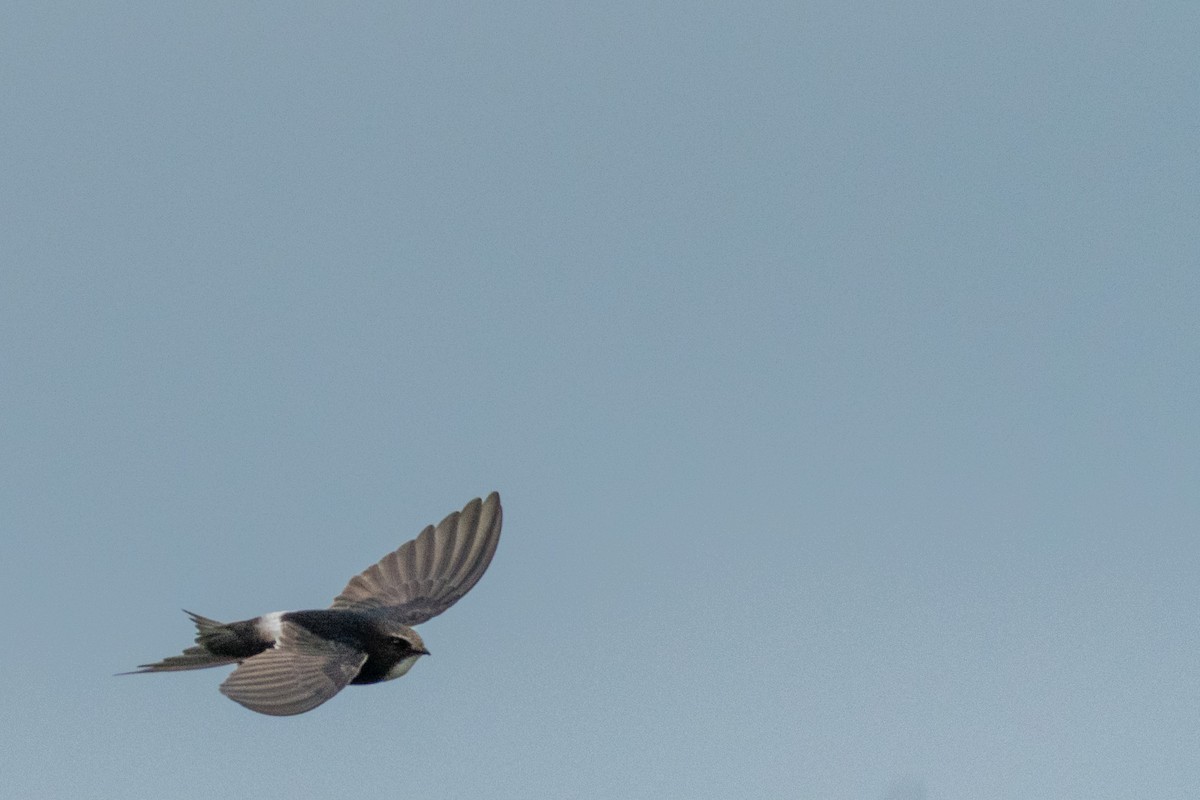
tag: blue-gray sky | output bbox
[2,4,1198,799]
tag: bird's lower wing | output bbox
[219,623,367,716]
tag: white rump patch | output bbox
[256,611,286,644]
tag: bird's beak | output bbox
[417,648,431,656]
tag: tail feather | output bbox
[120,610,242,675]
[122,645,240,674]
[184,610,232,649]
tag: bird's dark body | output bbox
[283,609,375,648]
[283,610,416,685]
[200,610,419,685]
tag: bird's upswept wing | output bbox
[329,492,502,625]
[219,622,367,716]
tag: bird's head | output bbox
[374,621,428,681]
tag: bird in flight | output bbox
[126,493,502,716]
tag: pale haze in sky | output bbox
[2,4,1198,800]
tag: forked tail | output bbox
[120,610,243,674]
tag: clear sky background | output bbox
[2,4,1197,799]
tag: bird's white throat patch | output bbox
[256,611,286,644]
[383,654,421,681]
